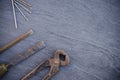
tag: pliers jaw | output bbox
[54,50,70,66]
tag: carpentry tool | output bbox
[0,29,33,53]
[21,50,70,80]
[0,41,46,78]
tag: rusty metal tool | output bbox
[0,41,46,78]
[21,50,70,80]
[0,29,33,53]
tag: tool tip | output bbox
[15,24,18,29]
[41,41,46,47]
[29,29,33,35]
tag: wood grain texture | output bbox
[0,0,120,80]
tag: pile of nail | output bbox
[11,0,32,29]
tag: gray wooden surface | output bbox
[0,0,120,80]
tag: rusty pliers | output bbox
[21,50,70,80]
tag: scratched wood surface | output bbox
[0,0,120,80]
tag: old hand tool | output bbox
[0,29,33,53]
[21,50,70,80]
[0,41,45,78]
